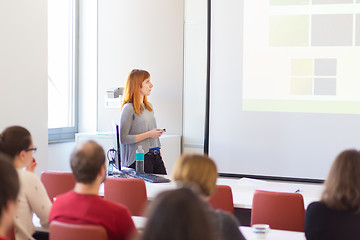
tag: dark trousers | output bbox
[129,151,167,174]
[33,231,49,240]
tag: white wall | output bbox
[48,142,74,172]
[0,0,48,175]
[48,0,185,172]
[78,0,98,133]
[47,0,98,172]
[97,0,184,135]
[183,0,207,154]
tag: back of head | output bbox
[0,153,19,218]
[141,188,217,240]
[322,149,360,212]
[121,69,152,115]
[70,141,105,184]
[0,126,32,158]
[172,154,218,197]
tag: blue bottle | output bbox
[136,146,145,174]
[108,160,113,176]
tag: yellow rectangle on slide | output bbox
[291,59,313,76]
[291,78,313,95]
[270,0,309,5]
[269,15,309,47]
[243,99,360,114]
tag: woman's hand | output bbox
[26,158,37,173]
[148,128,165,139]
[135,128,165,143]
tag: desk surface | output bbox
[35,215,305,240]
[100,176,323,209]
[216,177,323,209]
[240,226,305,240]
[132,216,306,240]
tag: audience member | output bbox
[172,154,246,240]
[0,126,51,240]
[305,149,360,240]
[0,153,20,240]
[139,188,218,240]
[49,140,136,240]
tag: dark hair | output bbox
[0,126,32,158]
[70,141,105,184]
[322,149,360,212]
[0,153,20,217]
[140,188,217,240]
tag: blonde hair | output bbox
[172,154,218,197]
[121,69,153,115]
[321,149,360,212]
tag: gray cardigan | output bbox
[203,201,246,240]
[119,103,160,167]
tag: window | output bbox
[48,0,78,142]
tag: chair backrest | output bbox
[208,185,235,215]
[251,190,305,232]
[50,221,108,240]
[40,171,76,202]
[104,177,147,216]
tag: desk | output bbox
[34,214,306,239]
[215,178,323,209]
[126,216,307,240]
[240,226,305,240]
[100,177,323,209]
[99,176,323,226]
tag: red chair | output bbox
[208,185,235,215]
[40,171,76,202]
[251,190,305,232]
[104,177,147,216]
[50,221,108,240]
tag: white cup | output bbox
[252,224,270,239]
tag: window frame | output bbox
[48,0,79,143]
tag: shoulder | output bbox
[17,169,40,184]
[121,103,135,119]
[51,191,73,206]
[121,103,135,116]
[102,199,132,215]
[305,201,331,225]
[122,103,134,111]
[55,190,73,200]
[307,201,328,213]
[213,209,240,225]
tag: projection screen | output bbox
[208,0,360,180]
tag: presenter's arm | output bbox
[135,129,164,143]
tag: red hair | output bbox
[121,69,153,115]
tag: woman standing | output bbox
[0,126,51,240]
[305,149,360,240]
[120,69,167,174]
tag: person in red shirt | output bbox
[0,153,20,240]
[49,141,136,240]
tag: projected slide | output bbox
[243,0,360,114]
